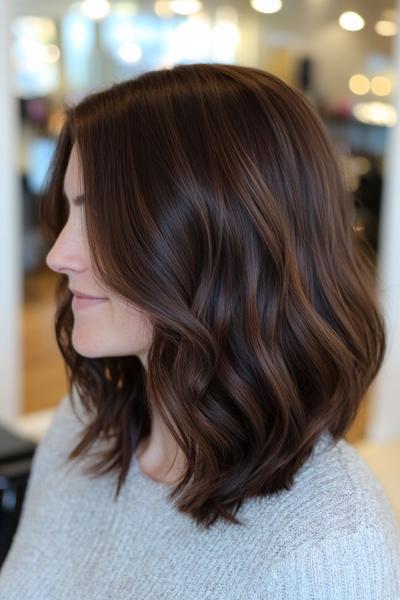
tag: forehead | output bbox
[63,143,83,196]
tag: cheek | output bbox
[109,300,153,347]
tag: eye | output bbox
[73,194,85,207]
[62,191,85,210]
[60,192,85,230]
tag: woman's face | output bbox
[45,143,153,367]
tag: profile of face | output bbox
[45,143,153,367]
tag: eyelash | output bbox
[62,195,84,216]
[74,196,84,207]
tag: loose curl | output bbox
[38,63,386,530]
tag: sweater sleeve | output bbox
[0,389,89,579]
[265,524,400,599]
[14,389,89,501]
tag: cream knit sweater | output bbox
[0,390,399,599]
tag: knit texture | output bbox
[0,389,399,599]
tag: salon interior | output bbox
[0,0,399,565]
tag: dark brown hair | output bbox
[39,63,386,530]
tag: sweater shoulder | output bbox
[266,523,400,599]
[239,433,400,566]
[20,387,93,497]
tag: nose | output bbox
[45,222,88,275]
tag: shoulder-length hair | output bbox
[39,63,386,530]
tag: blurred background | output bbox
[0,0,399,551]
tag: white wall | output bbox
[366,0,400,442]
[0,0,23,426]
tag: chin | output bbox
[71,332,105,358]
[72,346,104,359]
[71,329,149,361]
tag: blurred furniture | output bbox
[0,423,36,568]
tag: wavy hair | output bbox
[38,63,386,530]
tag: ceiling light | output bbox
[44,44,61,63]
[118,41,142,63]
[168,1,203,15]
[371,76,392,96]
[349,74,370,95]
[353,101,396,127]
[154,1,175,18]
[339,11,365,32]
[80,0,110,21]
[250,0,282,14]
[375,20,398,36]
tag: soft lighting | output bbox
[44,43,61,63]
[353,101,397,126]
[212,22,240,61]
[80,0,111,20]
[113,22,136,42]
[117,41,142,63]
[349,74,370,95]
[110,2,138,16]
[339,11,365,32]
[168,1,203,15]
[250,0,282,14]
[11,16,57,42]
[165,14,210,61]
[375,20,398,36]
[371,76,392,96]
[11,37,47,68]
[68,19,91,50]
[154,1,175,18]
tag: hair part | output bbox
[39,63,386,530]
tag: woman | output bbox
[0,63,399,599]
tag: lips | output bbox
[72,295,108,310]
[69,288,108,310]
[70,288,106,300]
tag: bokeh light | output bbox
[339,11,365,32]
[375,20,398,37]
[250,0,283,15]
[349,74,370,95]
[371,76,392,97]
